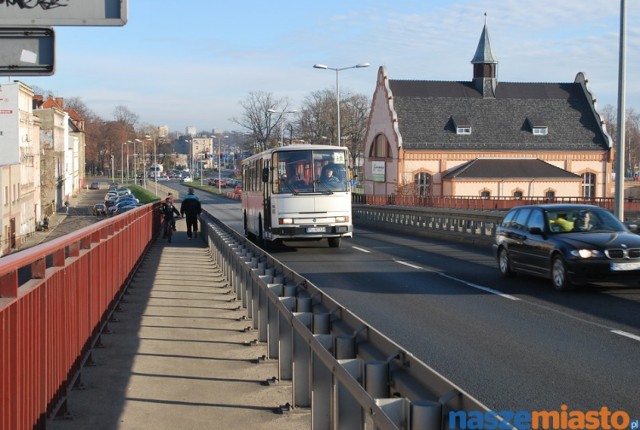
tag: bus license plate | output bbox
[610,261,640,271]
[306,227,326,233]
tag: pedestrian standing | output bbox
[180,187,202,239]
[64,200,70,214]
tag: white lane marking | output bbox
[396,260,422,269]
[611,330,640,342]
[352,246,371,253]
[395,260,520,300]
[394,262,640,341]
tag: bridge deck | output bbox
[49,220,309,429]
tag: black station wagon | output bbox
[492,204,640,291]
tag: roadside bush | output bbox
[129,185,161,204]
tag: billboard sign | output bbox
[0,28,54,76]
[0,0,127,26]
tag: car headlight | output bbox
[279,218,293,225]
[570,249,603,258]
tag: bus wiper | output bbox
[315,181,334,194]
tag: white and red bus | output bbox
[241,144,353,248]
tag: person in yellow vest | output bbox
[550,212,574,232]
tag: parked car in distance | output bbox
[92,203,107,216]
[181,175,192,183]
[89,181,100,190]
[207,178,226,187]
[493,204,640,291]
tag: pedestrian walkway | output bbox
[49,220,310,430]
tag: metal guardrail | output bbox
[201,212,490,430]
[353,204,504,247]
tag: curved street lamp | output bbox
[313,62,370,146]
[268,108,298,146]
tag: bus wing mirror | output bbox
[262,167,269,183]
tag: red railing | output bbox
[0,204,160,430]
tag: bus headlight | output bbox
[335,216,349,223]
[279,218,293,225]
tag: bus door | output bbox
[262,160,272,231]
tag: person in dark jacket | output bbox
[180,187,202,239]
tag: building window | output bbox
[532,127,548,136]
[513,190,523,200]
[452,116,471,135]
[370,134,390,158]
[545,190,556,199]
[582,172,596,198]
[414,172,431,196]
[480,190,491,199]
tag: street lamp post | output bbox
[313,62,370,146]
[217,135,228,193]
[146,135,157,196]
[111,155,115,184]
[268,109,297,146]
[121,141,127,184]
[133,139,141,184]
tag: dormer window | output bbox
[452,116,472,135]
[527,117,548,136]
[532,126,548,136]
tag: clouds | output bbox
[23,0,640,133]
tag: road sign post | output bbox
[0,28,54,76]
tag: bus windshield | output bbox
[273,149,348,194]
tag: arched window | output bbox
[414,172,431,196]
[545,190,556,200]
[370,134,390,158]
[513,190,523,200]
[480,190,491,199]
[581,172,596,198]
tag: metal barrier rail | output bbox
[353,205,504,247]
[0,204,159,430]
[201,212,490,430]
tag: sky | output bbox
[13,0,640,135]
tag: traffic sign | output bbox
[0,28,54,76]
[0,0,127,26]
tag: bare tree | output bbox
[341,93,370,171]
[298,89,336,144]
[599,105,640,177]
[231,91,289,153]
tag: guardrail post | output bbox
[278,296,297,381]
[256,268,273,337]
[365,360,389,398]
[313,313,330,334]
[411,400,442,429]
[293,312,312,408]
[267,283,283,358]
[336,358,364,429]
[312,334,333,429]
[335,335,355,359]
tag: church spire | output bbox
[471,13,498,97]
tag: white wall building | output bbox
[0,82,42,255]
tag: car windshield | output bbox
[546,208,626,233]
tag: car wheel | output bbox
[498,247,514,277]
[551,255,573,291]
